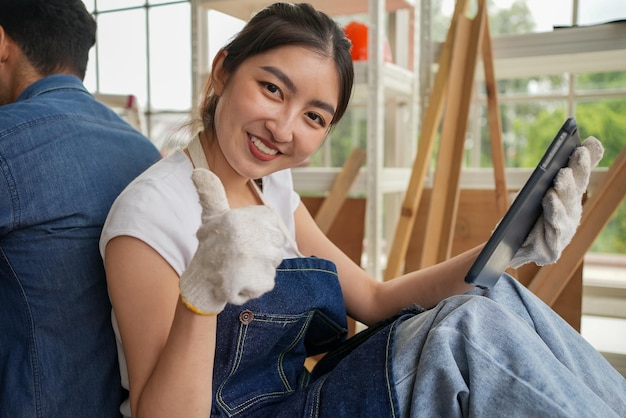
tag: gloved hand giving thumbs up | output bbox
[179,168,285,315]
[510,136,604,268]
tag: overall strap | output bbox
[187,134,210,170]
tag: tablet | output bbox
[465,117,581,288]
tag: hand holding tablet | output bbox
[465,117,604,289]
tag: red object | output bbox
[343,21,393,63]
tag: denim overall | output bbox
[210,257,410,418]
[185,137,408,417]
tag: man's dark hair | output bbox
[0,0,96,79]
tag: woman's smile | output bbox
[249,134,280,161]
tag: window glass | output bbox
[471,101,568,168]
[581,99,626,257]
[516,0,573,32]
[576,98,626,168]
[96,0,145,11]
[96,9,148,107]
[578,0,626,26]
[309,106,367,168]
[82,0,95,12]
[149,3,192,111]
[207,10,245,65]
[576,71,626,92]
[84,47,97,92]
[148,113,191,153]
[479,74,570,96]
[432,0,573,42]
[591,201,626,253]
[434,0,624,38]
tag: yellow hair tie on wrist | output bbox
[179,294,219,316]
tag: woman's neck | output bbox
[199,131,261,209]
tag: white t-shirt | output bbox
[99,149,302,417]
[100,149,301,268]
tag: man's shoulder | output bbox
[0,74,132,135]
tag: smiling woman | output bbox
[97,2,625,418]
[98,4,356,417]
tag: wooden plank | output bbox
[383,0,470,280]
[406,189,501,272]
[302,197,366,267]
[555,263,583,331]
[313,147,366,234]
[420,0,487,268]
[481,16,510,217]
[528,144,626,305]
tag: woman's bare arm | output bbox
[294,202,479,326]
[105,236,216,418]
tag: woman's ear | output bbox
[211,49,228,96]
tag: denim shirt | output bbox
[0,75,161,417]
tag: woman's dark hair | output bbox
[0,0,96,79]
[199,2,354,135]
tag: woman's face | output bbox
[211,45,340,181]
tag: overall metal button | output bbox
[239,310,254,325]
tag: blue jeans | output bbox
[392,274,626,417]
[211,258,626,417]
[0,75,161,417]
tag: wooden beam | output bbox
[420,0,487,267]
[384,0,470,279]
[481,16,510,217]
[314,147,366,234]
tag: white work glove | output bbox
[179,168,285,315]
[509,136,604,268]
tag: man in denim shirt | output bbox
[0,0,161,416]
